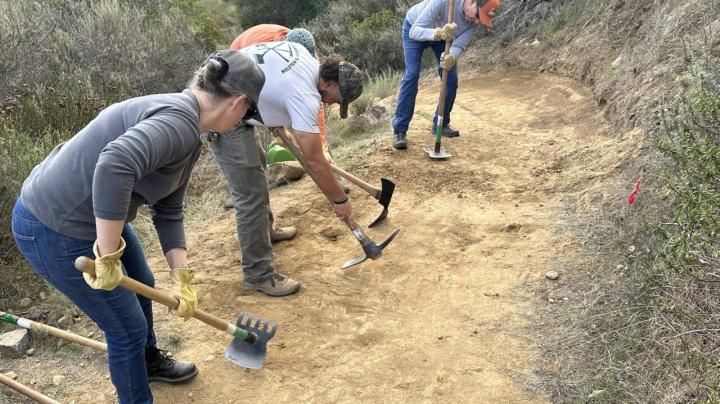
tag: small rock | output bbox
[457,193,463,198]
[20,298,32,308]
[4,371,17,380]
[52,375,65,386]
[87,332,94,338]
[57,314,73,329]
[545,271,560,280]
[25,348,35,356]
[204,355,214,362]
[30,380,37,385]
[39,292,47,300]
[616,264,624,270]
[0,329,31,358]
[188,392,194,398]
[548,298,555,303]
[628,245,636,252]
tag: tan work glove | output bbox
[434,23,457,41]
[169,267,198,320]
[84,238,126,290]
[440,52,457,70]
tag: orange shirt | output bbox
[230,25,328,148]
[230,24,290,50]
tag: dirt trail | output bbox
[1,71,638,403]
[140,71,642,403]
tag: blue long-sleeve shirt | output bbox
[406,0,478,57]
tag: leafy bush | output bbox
[231,0,330,30]
[0,0,216,297]
[305,0,407,75]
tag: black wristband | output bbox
[334,197,348,205]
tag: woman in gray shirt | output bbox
[11,49,264,403]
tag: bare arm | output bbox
[294,130,347,203]
[165,248,188,269]
[95,218,125,255]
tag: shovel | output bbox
[425,0,455,160]
[0,311,107,352]
[271,128,400,269]
[74,257,277,369]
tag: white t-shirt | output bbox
[241,41,321,133]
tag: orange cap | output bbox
[479,0,500,27]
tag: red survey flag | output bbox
[628,179,640,205]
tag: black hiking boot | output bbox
[146,347,198,384]
[430,124,460,138]
[392,132,407,149]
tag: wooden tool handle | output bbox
[0,373,60,404]
[330,164,380,199]
[74,257,233,335]
[32,321,107,352]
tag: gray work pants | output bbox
[205,124,274,283]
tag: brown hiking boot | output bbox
[270,224,297,242]
[243,273,300,297]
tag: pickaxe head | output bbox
[368,178,395,227]
[225,312,278,369]
[342,228,401,269]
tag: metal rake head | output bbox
[225,311,278,369]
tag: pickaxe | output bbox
[329,165,394,227]
[271,128,400,269]
[74,257,277,369]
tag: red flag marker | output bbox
[628,179,640,205]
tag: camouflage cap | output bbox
[338,61,363,119]
[286,28,316,56]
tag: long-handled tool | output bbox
[0,372,60,404]
[267,143,395,227]
[0,311,107,352]
[73,257,277,369]
[425,0,455,160]
[329,165,395,227]
[271,128,400,269]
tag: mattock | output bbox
[271,128,400,269]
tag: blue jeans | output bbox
[392,19,459,134]
[11,196,156,404]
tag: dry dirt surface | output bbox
[2,71,643,403]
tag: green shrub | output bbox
[0,0,215,301]
[305,0,406,75]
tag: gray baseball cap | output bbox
[338,61,363,119]
[212,49,265,123]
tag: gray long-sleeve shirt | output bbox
[406,0,478,57]
[21,89,202,253]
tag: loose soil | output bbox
[1,71,642,403]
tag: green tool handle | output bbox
[0,311,107,352]
[74,257,253,343]
[435,0,456,153]
[0,372,61,404]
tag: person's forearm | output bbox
[95,218,125,256]
[165,248,188,269]
[305,153,346,202]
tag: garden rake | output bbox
[74,257,277,369]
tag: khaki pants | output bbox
[205,124,274,283]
